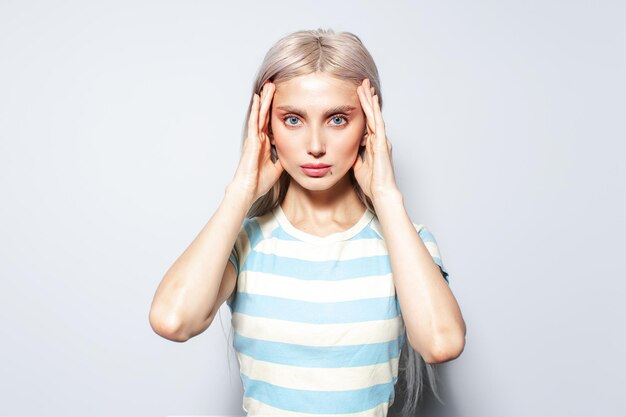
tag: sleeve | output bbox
[227,219,249,279]
[227,245,240,278]
[414,223,450,284]
[226,219,251,310]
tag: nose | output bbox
[307,126,326,157]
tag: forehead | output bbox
[273,73,358,105]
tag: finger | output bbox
[357,84,376,133]
[358,89,375,134]
[373,94,385,131]
[248,94,260,140]
[258,83,273,132]
[263,83,274,132]
[372,94,387,146]
[363,80,378,131]
[366,131,374,161]
[264,107,271,135]
[366,81,377,109]
[257,84,266,132]
[362,78,373,107]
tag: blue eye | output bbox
[282,115,348,127]
[331,116,348,126]
[284,116,300,126]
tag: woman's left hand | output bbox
[352,78,400,203]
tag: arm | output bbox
[373,190,466,364]
[148,183,251,342]
[149,81,283,342]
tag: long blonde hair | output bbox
[225,28,444,415]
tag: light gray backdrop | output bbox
[1,1,624,416]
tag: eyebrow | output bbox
[275,105,358,118]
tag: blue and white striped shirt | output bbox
[226,204,449,416]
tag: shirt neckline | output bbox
[272,203,374,244]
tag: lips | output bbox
[301,163,331,168]
[301,164,331,177]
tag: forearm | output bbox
[149,183,252,340]
[373,190,465,363]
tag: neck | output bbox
[280,173,366,225]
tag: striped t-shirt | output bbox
[226,204,450,416]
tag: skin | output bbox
[150,70,466,364]
[260,72,467,362]
[266,72,372,233]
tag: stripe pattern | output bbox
[226,205,449,416]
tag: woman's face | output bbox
[269,72,366,191]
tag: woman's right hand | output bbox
[229,81,284,204]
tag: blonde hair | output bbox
[225,28,444,415]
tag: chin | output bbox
[288,167,350,191]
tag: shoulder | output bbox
[237,210,280,246]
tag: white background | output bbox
[1,1,624,416]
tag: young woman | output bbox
[150,28,466,417]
